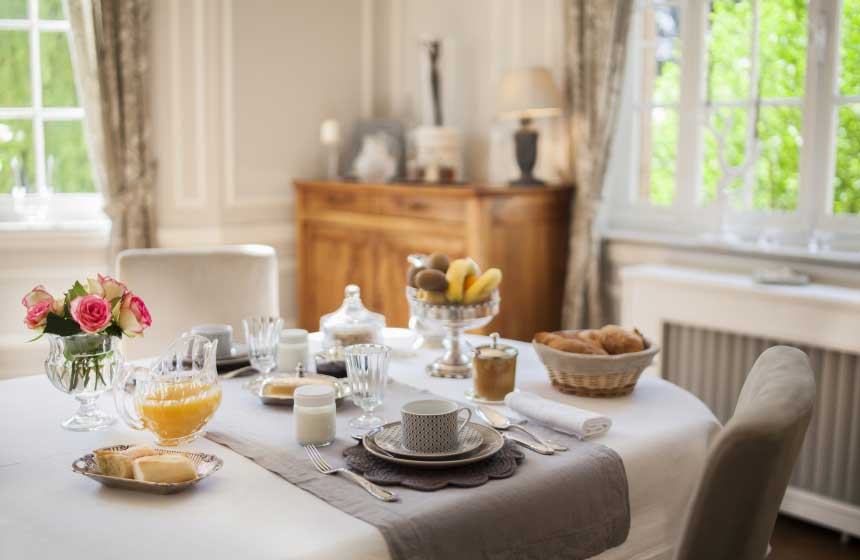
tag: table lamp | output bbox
[497,67,561,186]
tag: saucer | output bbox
[215,343,249,371]
[373,421,484,459]
[363,423,504,469]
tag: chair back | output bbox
[674,346,815,560]
[116,245,279,360]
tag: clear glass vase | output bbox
[45,333,121,431]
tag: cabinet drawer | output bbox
[375,193,465,222]
[302,189,371,214]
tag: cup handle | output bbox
[113,364,145,431]
[456,407,472,433]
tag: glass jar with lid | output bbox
[469,333,518,403]
[320,285,385,351]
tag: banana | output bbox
[445,258,479,303]
[463,268,502,304]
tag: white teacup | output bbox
[400,399,472,453]
[190,324,234,359]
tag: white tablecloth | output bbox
[0,336,719,560]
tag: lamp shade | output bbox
[496,67,562,120]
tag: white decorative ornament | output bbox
[353,133,397,183]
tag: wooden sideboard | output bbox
[293,180,573,341]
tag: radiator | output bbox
[662,321,860,528]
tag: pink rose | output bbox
[70,294,113,333]
[22,285,54,309]
[117,292,152,337]
[24,300,52,330]
[86,274,126,301]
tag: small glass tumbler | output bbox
[243,316,283,380]
[344,344,390,430]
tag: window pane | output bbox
[833,104,860,215]
[0,120,35,194]
[0,31,32,107]
[758,0,806,100]
[642,5,681,104]
[839,0,860,96]
[702,108,747,206]
[39,0,65,20]
[45,120,95,193]
[754,106,800,211]
[707,0,752,101]
[41,32,78,107]
[639,107,677,206]
[0,0,28,19]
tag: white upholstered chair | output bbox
[116,245,279,360]
[674,346,816,560]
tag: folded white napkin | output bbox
[504,391,612,440]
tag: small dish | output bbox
[72,445,223,494]
[373,421,483,459]
[252,374,352,406]
[363,422,504,469]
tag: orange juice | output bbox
[136,380,222,444]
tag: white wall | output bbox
[150,0,368,328]
[370,0,569,184]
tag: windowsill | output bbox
[0,219,110,233]
[604,228,860,268]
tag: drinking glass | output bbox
[344,344,390,430]
[243,316,283,380]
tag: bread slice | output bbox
[94,446,157,478]
[132,454,197,483]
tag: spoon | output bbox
[477,405,568,452]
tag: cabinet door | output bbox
[374,231,466,327]
[299,223,375,330]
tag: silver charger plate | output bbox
[252,374,352,406]
[72,444,223,495]
[374,421,484,459]
[363,422,504,469]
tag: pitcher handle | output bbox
[113,363,145,431]
[456,407,472,433]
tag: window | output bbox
[0,0,102,224]
[611,0,860,251]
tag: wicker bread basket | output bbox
[532,333,660,397]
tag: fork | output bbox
[303,444,398,502]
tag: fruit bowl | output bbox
[406,287,500,378]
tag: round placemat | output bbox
[343,441,524,491]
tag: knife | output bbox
[502,432,555,455]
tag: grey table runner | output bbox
[206,378,630,560]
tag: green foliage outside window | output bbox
[648,0,860,215]
[0,2,94,195]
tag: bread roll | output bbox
[132,454,197,483]
[94,446,156,478]
[548,335,607,355]
[598,325,645,354]
[533,331,557,345]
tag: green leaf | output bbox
[67,280,88,301]
[103,324,123,338]
[43,312,82,337]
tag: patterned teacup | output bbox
[400,399,472,453]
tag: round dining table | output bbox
[0,334,719,560]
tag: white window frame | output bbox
[607,0,860,252]
[0,0,105,226]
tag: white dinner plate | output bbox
[363,422,503,469]
[373,421,484,459]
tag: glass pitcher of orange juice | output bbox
[114,334,222,445]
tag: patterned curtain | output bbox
[561,0,634,328]
[67,0,155,255]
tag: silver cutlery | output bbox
[502,432,555,455]
[303,444,398,502]
[477,405,568,452]
[220,365,257,379]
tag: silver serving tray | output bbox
[72,445,223,494]
[255,374,352,406]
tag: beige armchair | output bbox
[674,346,816,560]
[116,245,279,360]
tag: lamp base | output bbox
[510,121,544,186]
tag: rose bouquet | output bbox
[22,276,152,431]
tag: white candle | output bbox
[295,384,336,446]
[320,119,341,145]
